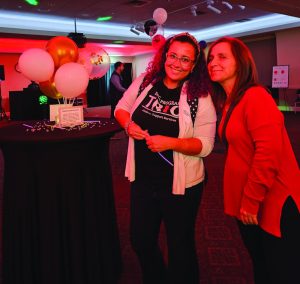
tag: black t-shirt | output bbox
[132,81,181,181]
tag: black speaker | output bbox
[9,89,43,120]
[0,65,5,81]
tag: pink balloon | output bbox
[153,8,168,25]
[54,62,89,99]
[18,48,54,82]
[79,46,110,80]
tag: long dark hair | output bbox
[207,37,259,113]
[141,32,211,99]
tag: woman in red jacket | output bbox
[207,36,300,284]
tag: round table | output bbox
[0,119,122,284]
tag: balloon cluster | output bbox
[18,36,110,100]
[145,8,168,50]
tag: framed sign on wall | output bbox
[272,65,289,88]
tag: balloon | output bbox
[144,20,158,36]
[77,49,93,75]
[153,8,168,25]
[39,77,62,100]
[54,62,89,99]
[46,36,79,69]
[199,40,207,50]
[79,46,110,80]
[154,25,164,37]
[152,34,166,50]
[18,48,54,82]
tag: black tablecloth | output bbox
[0,119,122,284]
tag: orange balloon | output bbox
[39,77,62,99]
[46,36,79,69]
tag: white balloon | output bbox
[54,62,89,99]
[153,8,168,25]
[18,48,54,82]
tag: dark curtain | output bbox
[86,75,108,107]
[122,63,133,88]
[89,63,132,108]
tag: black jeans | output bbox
[237,196,300,284]
[130,179,203,284]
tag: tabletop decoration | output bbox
[17,36,112,129]
[22,119,116,133]
[18,36,89,103]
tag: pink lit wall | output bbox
[276,27,300,105]
[0,53,31,112]
[276,27,300,89]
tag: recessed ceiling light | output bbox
[113,40,125,44]
[25,0,39,6]
[96,16,112,22]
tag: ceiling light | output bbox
[130,26,140,35]
[207,5,221,14]
[207,0,222,14]
[238,5,246,10]
[134,23,145,33]
[25,0,39,6]
[190,5,197,17]
[113,40,125,44]
[222,1,233,10]
[96,16,112,21]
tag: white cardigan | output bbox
[115,74,217,195]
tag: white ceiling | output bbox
[0,0,300,53]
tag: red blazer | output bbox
[219,86,300,237]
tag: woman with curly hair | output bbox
[115,32,216,284]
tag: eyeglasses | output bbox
[166,53,195,67]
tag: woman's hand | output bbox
[145,135,173,152]
[240,209,258,225]
[127,121,149,140]
[145,135,202,155]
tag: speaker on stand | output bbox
[0,65,8,120]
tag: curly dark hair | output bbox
[141,33,211,99]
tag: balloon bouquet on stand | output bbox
[18,36,110,129]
